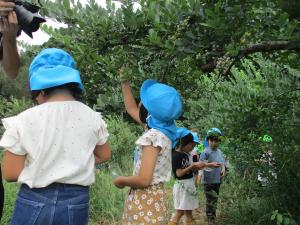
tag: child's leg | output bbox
[211,183,220,218]
[170,209,184,223]
[184,210,194,222]
[204,183,220,219]
[197,170,203,186]
[199,169,203,181]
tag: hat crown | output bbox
[29,48,84,91]
[176,127,190,139]
[207,127,223,137]
[141,80,182,122]
[29,48,76,78]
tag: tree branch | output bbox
[200,40,300,75]
[239,41,300,57]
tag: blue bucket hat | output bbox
[29,48,84,91]
[192,132,200,144]
[176,128,199,144]
[177,127,190,138]
[141,79,182,122]
[172,127,191,148]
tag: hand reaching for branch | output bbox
[119,65,125,77]
[119,65,130,82]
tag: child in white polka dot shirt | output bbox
[0,48,111,224]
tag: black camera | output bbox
[14,0,46,38]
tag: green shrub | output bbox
[105,115,142,172]
[186,57,300,223]
[0,97,33,135]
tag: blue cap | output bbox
[140,79,182,122]
[176,127,190,139]
[29,48,84,91]
[207,127,223,137]
[192,132,200,144]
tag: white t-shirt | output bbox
[0,101,109,188]
[134,128,172,185]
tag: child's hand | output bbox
[119,65,130,83]
[119,65,125,78]
[113,176,125,189]
[221,168,226,178]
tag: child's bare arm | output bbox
[93,142,111,164]
[119,66,142,124]
[176,164,196,178]
[206,162,221,168]
[2,150,25,182]
[114,145,160,188]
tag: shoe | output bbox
[168,221,179,225]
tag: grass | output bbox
[1,171,210,225]
[1,182,19,225]
[2,165,263,225]
[89,169,127,225]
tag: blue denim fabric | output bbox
[10,183,89,225]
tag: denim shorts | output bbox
[10,183,89,225]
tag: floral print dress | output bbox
[122,129,172,225]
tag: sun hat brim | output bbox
[29,65,84,91]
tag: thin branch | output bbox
[160,55,176,83]
[277,88,300,98]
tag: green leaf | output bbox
[63,0,70,9]
[148,29,161,45]
[277,214,283,224]
[271,211,278,221]
[283,218,290,225]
